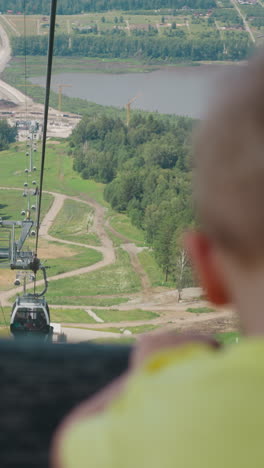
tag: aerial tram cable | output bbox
[23,0,28,123]
[0,0,58,340]
[35,0,58,255]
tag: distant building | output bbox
[237,0,257,4]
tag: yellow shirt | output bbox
[59,339,264,468]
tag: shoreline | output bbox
[5,55,245,78]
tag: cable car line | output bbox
[35,0,58,255]
[0,0,58,340]
[23,0,28,122]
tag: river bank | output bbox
[1,55,244,117]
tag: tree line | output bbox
[0,120,17,151]
[70,113,194,290]
[11,31,251,61]
[0,0,216,14]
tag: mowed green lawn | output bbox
[0,188,53,222]
[50,198,101,246]
[92,308,159,322]
[49,307,158,323]
[89,324,159,334]
[110,213,145,245]
[45,242,102,275]
[46,248,141,305]
[138,250,169,287]
[0,142,106,205]
[50,308,96,323]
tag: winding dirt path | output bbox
[106,218,151,293]
[0,187,236,338]
[0,189,115,306]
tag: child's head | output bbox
[187,53,264,319]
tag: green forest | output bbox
[70,113,194,286]
[0,120,17,151]
[0,0,216,15]
[11,31,251,61]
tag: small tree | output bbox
[173,248,189,301]
[0,120,17,151]
[172,227,194,301]
[172,22,177,29]
[101,16,105,23]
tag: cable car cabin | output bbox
[10,296,53,341]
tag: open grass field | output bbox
[0,142,107,205]
[45,248,141,305]
[6,241,102,294]
[90,323,159,334]
[0,142,146,246]
[109,213,145,245]
[187,306,215,314]
[0,188,53,222]
[49,199,101,246]
[138,250,170,287]
[50,307,96,323]
[5,56,156,79]
[92,308,159,322]
[49,307,158,323]
[0,12,208,38]
[3,9,253,43]
[43,242,102,275]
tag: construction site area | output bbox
[0,82,81,140]
[0,22,81,140]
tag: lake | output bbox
[30,64,237,118]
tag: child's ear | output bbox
[184,231,230,306]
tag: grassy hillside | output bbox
[0,141,106,204]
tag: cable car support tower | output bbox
[0,0,58,338]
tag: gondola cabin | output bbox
[10,296,53,340]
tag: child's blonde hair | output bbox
[194,53,264,264]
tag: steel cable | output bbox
[35,0,57,254]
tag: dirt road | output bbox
[0,24,34,105]
[0,190,116,306]
[0,22,81,138]
[0,186,236,342]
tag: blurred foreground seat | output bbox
[0,339,131,468]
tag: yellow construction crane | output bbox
[126,94,139,127]
[57,84,71,112]
[18,83,72,113]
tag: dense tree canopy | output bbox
[70,113,195,286]
[11,30,251,61]
[0,0,216,15]
[0,120,17,150]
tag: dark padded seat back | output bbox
[0,339,131,468]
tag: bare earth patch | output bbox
[0,269,16,290]
[35,239,76,259]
